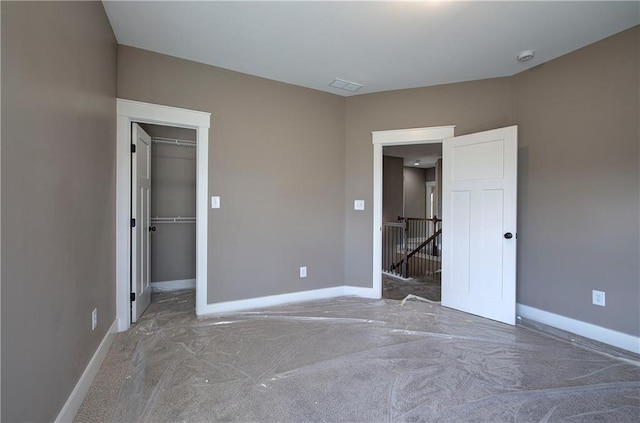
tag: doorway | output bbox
[372,126,455,300]
[380,143,443,302]
[130,123,198,321]
[372,125,518,325]
[372,125,455,298]
[116,99,210,332]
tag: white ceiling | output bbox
[384,143,443,168]
[103,1,639,97]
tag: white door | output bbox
[131,123,152,322]
[441,126,517,325]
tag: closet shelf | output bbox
[150,216,196,224]
[152,137,197,148]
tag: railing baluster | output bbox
[382,216,441,280]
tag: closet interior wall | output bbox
[139,124,197,286]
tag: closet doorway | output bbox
[132,123,198,321]
[116,99,210,332]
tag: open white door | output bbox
[441,126,517,325]
[131,123,152,322]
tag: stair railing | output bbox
[382,216,442,279]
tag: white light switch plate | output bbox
[91,308,97,331]
[211,196,220,209]
[354,200,365,211]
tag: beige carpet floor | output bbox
[382,274,441,301]
[75,290,640,422]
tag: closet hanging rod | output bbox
[151,216,196,224]
[151,137,197,148]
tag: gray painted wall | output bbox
[344,77,514,290]
[117,46,346,304]
[1,2,117,421]
[435,158,443,218]
[513,26,639,337]
[382,155,403,222]
[344,27,639,337]
[2,8,635,421]
[426,167,436,182]
[403,167,427,218]
[141,123,197,142]
[151,223,196,282]
[150,142,196,282]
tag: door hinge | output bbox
[130,292,136,301]
[131,144,136,153]
[131,218,136,228]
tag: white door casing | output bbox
[372,126,456,298]
[131,123,152,322]
[441,126,518,325]
[116,99,210,332]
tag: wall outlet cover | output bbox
[592,290,605,307]
[300,266,307,278]
[354,200,365,210]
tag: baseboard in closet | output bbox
[151,278,196,292]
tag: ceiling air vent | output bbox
[329,78,362,92]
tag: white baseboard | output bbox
[382,271,412,282]
[197,285,380,316]
[517,303,640,354]
[55,318,118,423]
[343,285,378,299]
[151,278,196,292]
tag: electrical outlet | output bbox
[592,290,605,307]
[300,266,307,278]
[91,308,98,330]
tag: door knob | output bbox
[149,226,156,232]
[504,232,513,239]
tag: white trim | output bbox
[115,114,132,331]
[116,99,210,331]
[55,319,118,423]
[371,126,455,300]
[117,99,210,128]
[517,303,640,354]
[151,278,196,292]
[382,271,413,282]
[372,126,456,145]
[195,127,209,317]
[197,286,376,316]
[343,285,378,298]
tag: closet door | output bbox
[131,123,152,322]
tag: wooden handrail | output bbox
[385,216,442,277]
[391,229,442,272]
[407,229,441,260]
[398,216,442,222]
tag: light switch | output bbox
[354,200,365,211]
[211,196,220,209]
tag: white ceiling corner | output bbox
[102,1,640,97]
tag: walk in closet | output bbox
[140,124,197,291]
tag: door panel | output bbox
[452,139,505,180]
[131,123,152,322]
[442,126,517,325]
[450,191,471,293]
[479,189,504,300]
